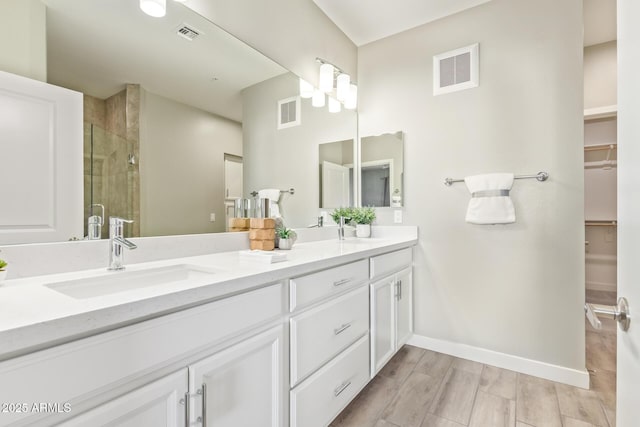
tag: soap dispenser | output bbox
[87,204,105,240]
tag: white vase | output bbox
[278,238,294,250]
[0,270,7,284]
[355,224,371,238]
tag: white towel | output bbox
[258,189,281,218]
[464,173,515,224]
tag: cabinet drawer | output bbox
[290,259,368,311]
[370,247,412,280]
[290,285,368,386]
[290,335,369,427]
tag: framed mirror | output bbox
[360,131,404,207]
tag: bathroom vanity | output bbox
[0,230,416,427]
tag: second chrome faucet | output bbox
[108,217,137,271]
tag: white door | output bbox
[189,326,284,427]
[395,267,413,349]
[0,71,83,243]
[370,276,396,376]
[616,1,640,424]
[60,370,188,426]
[224,156,243,200]
[322,161,350,208]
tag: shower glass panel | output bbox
[83,123,135,239]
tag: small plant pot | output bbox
[355,224,371,238]
[278,238,294,250]
[0,270,7,284]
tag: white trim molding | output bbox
[408,334,590,389]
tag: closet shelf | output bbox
[584,105,617,120]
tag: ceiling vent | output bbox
[176,24,201,41]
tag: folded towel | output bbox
[464,173,515,224]
[258,189,282,218]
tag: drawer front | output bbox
[290,335,370,427]
[0,284,283,427]
[290,259,369,311]
[290,285,369,386]
[370,247,412,280]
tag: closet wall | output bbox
[584,41,617,294]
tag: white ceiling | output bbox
[313,0,616,48]
[43,0,287,122]
[312,0,493,46]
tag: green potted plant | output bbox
[351,206,376,238]
[0,258,7,283]
[276,227,297,250]
[330,207,354,225]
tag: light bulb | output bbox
[344,84,357,110]
[319,63,334,93]
[328,97,341,113]
[312,90,325,108]
[336,73,350,102]
[140,0,166,17]
[299,79,314,99]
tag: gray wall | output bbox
[584,41,617,109]
[140,89,242,236]
[0,0,46,81]
[242,73,357,228]
[358,0,585,370]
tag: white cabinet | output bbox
[189,326,284,427]
[370,249,413,377]
[61,370,188,427]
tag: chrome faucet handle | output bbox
[109,216,134,226]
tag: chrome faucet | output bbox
[338,216,345,240]
[108,217,137,271]
[308,216,324,228]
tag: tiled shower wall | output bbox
[83,84,140,238]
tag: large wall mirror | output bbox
[0,0,357,244]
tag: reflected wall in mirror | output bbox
[1,0,357,244]
[360,131,404,207]
[318,140,355,208]
[242,72,357,228]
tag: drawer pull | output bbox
[334,380,352,397]
[333,278,352,287]
[334,323,352,335]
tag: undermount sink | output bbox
[45,264,219,299]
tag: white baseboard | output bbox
[586,280,617,293]
[408,334,590,389]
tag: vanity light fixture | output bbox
[299,79,314,99]
[336,73,350,102]
[344,84,358,110]
[140,0,166,17]
[312,90,326,108]
[328,97,341,113]
[319,63,334,93]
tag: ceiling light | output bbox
[319,63,334,93]
[312,90,325,108]
[299,79,314,99]
[344,84,357,110]
[328,97,341,113]
[336,73,350,102]
[140,0,166,17]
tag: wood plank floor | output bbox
[331,317,616,427]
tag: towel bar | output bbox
[444,171,549,186]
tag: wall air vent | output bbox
[176,24,201,41]
[433,43,479,96]
[277,96,301,129]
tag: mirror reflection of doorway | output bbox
[361,161,393,207]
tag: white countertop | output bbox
[0,233,417,361]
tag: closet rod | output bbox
[584,143,617,152]
[443,171,549,186]
[585,220,617,226]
